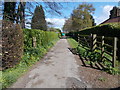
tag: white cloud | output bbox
[95,5,113,25]
[46,18,65,29]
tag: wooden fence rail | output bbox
[78,34,118,68]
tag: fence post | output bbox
[101,36,105,61]
[78,34,80,45]
[33,37,36,48]
[90,34,93,51]
[92,34,97,51]
[112,37,117,68]
[118,37,120,62]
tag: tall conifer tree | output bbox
[31,5,47,30]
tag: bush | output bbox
[2,21,23,70]
[77,23,120,37]
[23,29,58,50]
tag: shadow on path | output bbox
[68,47,104,71]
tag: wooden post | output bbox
[33,37,36,48]
[118,37,120,62]
[101,36,105,61]
[78,34,80,45]
[90,34,93,51]
[112,37,117,68]
[92,34,97,51]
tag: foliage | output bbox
[68,38,120,75]
[3,2,16,22]
[77,45,120,75]
[103,60,120,75]
[31,5,47,30]
[63,3,95,32]
[66,23,120,41]
[63,17,73,32]
[66,23,120,67]
[2,21,23,70]
[24,29,59,50]
[71,3,95,31]
[78,23,120,37]
[98,77,106,82]
[1,28,59,88]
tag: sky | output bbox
[0,1,119,30]
[43,2,118,30]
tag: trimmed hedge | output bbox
[24,29,59,51]
[77,23,120,37]
[2,21,23,70]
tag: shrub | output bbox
[23,29,59,65]
[2,21,23,70]
[23,29,58,50]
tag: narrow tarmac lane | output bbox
[11,39,90,88]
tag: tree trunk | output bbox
[20,2,26,29]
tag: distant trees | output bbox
[63,17,72,32]
[63,3,95,32]
[31,5,47,30]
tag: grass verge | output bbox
[67,38,78,48]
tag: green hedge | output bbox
[24,29,59,50]
[77,23,120,37]
[23,29,59,61]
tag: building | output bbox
[109,6,120,19]
[101,16,120,24]
[101,6,120,24]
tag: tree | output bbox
[71,3,95,31]
[2,1,62,29]
[3,2,16,23]
[31,5,47,30]
[63,17,73,32]
[16,2,26,28]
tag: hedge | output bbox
[77,23,120,37]
[24,29,59,51]
[2,21,23,70]
[2,26,59,70]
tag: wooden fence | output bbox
[78,34,118,68]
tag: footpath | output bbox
[11,39,90,88]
